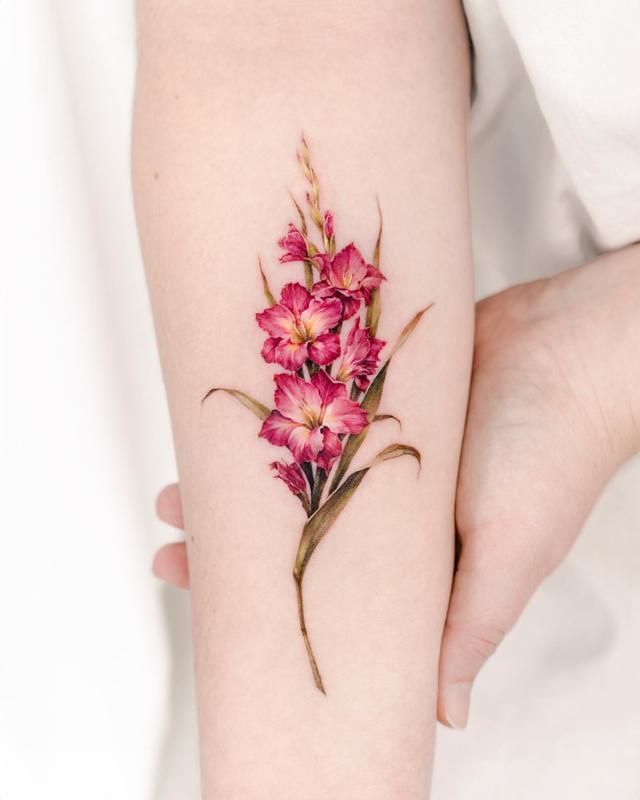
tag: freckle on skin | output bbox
[154,171,159,180]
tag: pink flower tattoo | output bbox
[278,224,309,263]
[202,135,431,693]
[256,283,341,371]
[313,243,385,319]
[335,317,385,391]
[260,372,368,471]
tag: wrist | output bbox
[541,245,640,462]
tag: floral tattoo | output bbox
[203,136,431,693]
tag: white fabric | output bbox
[434,3,640,798]
[1,2,638,798]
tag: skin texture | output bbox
[133,1,473,796]
[151,243,640,730]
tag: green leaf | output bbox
[294,443,421,582]
[388,303,434,360]
[201,387,270,420]
[329,365,386,492]
[289,192,308,236]
[365,198,383,335]
[293,442,421,692]
[372,413,401,427]
[258,259,276,306]
[329,304,432,493]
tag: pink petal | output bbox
[301,298,342,338]
[323,396,369,435]
[310,279,332,298]
[287,424,324,463]
[261,337,279,363]
[328,244,368,288]
[280,282,311,315]
[368,336,385,361]
[256,304,296,339]
[274,340,309,371]
[270,460,307,495]
[308,333,341,366]
[336,319,385,382]
[311,254,332,276]
[274,373,322,424]
[259,411,298,446]
[310,370,347,406]
[278,224,308,263]
[316,428,342,472]
[339,293,362,319]
[361,263,386,292]
[345,318,372,362]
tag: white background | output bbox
[1,2,639,798]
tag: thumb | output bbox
[437,537,549,730]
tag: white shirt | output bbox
[434,3,640,798]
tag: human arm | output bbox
[133,1,474,795]
[152,244,640,733]
[438,243,640,723]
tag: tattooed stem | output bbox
[310,467,327,513]
[297,492,311,516]
[294,573,326,694]
[301,462,315,499]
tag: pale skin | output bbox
[134,1,473,797]
[134,0,640,792]
[153,243,640,732]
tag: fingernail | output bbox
[443,683,472,729]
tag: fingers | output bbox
[153,483,189,589]
[156,483,184,529]
[152,541,190,589]
[437,535,544,728]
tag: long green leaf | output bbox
[329,305,433,492]
[293,442,420,693]
[289,192,308,236]
[201,387,270,420]
[258,258,276,306]
[372,413,401,426]
[328,365,388,492]
[365,198,383,335]
[294,443,421,581]
[388,303,434,360]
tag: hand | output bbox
[152,246,640,728]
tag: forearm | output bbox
[133,2,473,797]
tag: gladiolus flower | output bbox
[335,317,385,391]
[259,371,368,470]
[312,243,385,319]
[270,461,307,496]
[278,224,309,263]
[256,283,342,371]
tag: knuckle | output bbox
[445,618,506,661]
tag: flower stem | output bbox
[301,462,315,499]
[310,467,327,513]
[297,492,311,516]
[294,573,326,694]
